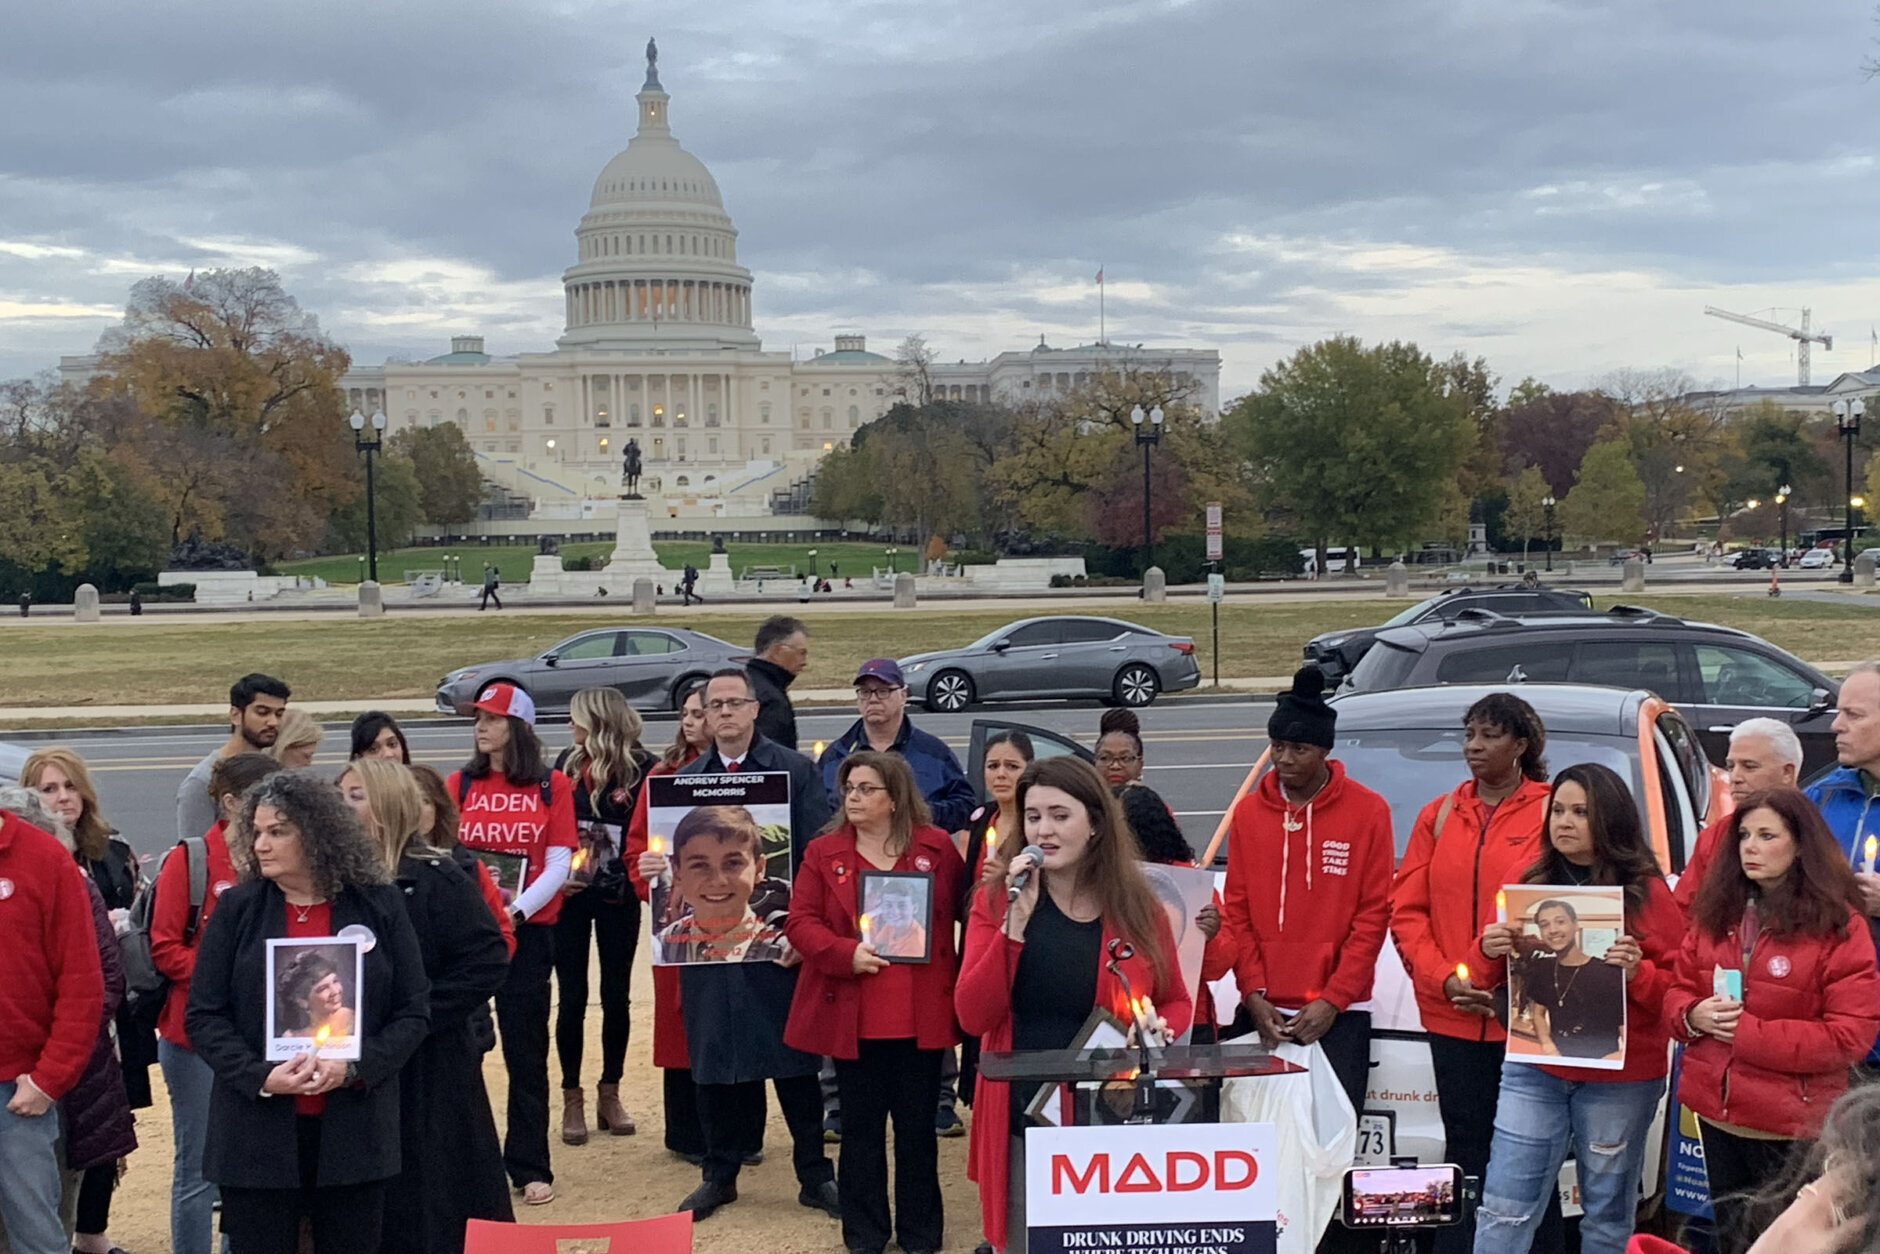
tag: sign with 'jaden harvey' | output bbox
[1026,1123,1277,1254]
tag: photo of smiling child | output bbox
[265,938,365,1062]
[858,871,933,962]
[646,770,795,965]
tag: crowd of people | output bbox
[11,627,1880,1254]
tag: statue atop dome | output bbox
[643,36,661,89]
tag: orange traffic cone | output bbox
[1769,568,1781,598]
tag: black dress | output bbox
[379,852,514,1254]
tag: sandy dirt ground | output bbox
[103,944,982,1253]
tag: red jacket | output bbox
[0,814,107,1100]
[629,757,696,1070]
[1673,814,1731,915]
[784,823,963,1058]
[956,884,1192,1253]
[149,821,242,1049]
[1468,877,1685,1083]
[1225,761,1394,1012]
[450,770,578,926]
[1390,778,1550,1042]
[1664,907,1880,1138]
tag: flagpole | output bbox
[1098,266,1106,346]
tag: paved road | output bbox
[16,698,1274,863]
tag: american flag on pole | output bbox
[1095,267,1104,285]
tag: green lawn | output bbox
[279,541,928,585]
[5,592,1879,713]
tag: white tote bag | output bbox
[1221,1041,1358,1254]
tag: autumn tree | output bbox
[892,334,936,407]
[389,423,485,525]
[1226,337,1473,572]
[90,268,356,557]
[1499,391,1619,496]
[1558,440,1647,547]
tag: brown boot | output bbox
[561,1088,589,1146]
[596,1082,636,1136]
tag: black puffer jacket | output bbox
[62,878,137,1170]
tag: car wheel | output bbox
[1114,664,1159,708]
[928,670,975,713]
[671,674,710,709]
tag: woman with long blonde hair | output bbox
[336,757,514,1253]
[269,710,325,769]
[552,686,657,1144]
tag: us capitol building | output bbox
[339,43,1223,522]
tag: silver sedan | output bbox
[435,626,747,716]
[901,616,1201,712]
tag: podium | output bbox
[980,1041,1301,1126]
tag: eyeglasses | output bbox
[1096,752,1141,767]
[704,698,756,713]
[855,687,903,704]
[843,782,887,797]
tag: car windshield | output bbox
[1380,597,1442,628]
[1322,726,1646,858]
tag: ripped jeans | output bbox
[1473,1063,1663,1254]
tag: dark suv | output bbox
[1304,584,1593,680]
[1342,606,1840,777]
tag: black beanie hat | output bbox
[1268,666,1336,749]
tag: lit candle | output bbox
[814,741,826,759]
[1864,835,1876,875]
[312,1023,331,1060]
[1455,962,1470,985]
[859,914,872,936]
[1495,889,1507,922]
[648,835,664,855]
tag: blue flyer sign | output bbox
[1663,1049,1712,1220]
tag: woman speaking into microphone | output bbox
[956,756,1191,1254]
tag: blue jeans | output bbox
[1474,1063,1664,1254]
[161,1039,224,1254]
[0,1079,67,1254]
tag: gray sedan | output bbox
[901,616,1201,712]
[435,627,747,716]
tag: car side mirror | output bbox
[990,639,1011,652]
[1808,687,1834,715]
[542,653,559,667]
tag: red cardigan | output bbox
[784,823,963,1058]
[1664,906,1880,1138]
[1465,877,1685,1083]
[956,883,1192,1253]
[628,756,697,1070]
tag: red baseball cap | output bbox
[473,682,537,725]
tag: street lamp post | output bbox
[1131,404,1165,575]
[1541,496,1556,572]
[1776,485,1791,566]
[885,545,898,575]
[349,409,388,583]
[1836,399,1865,584]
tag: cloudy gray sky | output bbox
[5,0,1880,401]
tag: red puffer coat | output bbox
[1664,907,1880,1138]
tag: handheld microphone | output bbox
[1008,845,1047,902]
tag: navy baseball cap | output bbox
[854,659,905,688]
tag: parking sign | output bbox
[1206,502,1223,562]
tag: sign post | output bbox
[1206,503,1224,687]
[1026,1123,1277,1254]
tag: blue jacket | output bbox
[1806,766,1880,1061]
[819,715,979,834]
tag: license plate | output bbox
[1355,1111,1394,1165]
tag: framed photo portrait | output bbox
[265,937,364,1062]
[1501,884,1628,1071]
[646,771,794,965]
[472,849,528,908]
[859,870,934,964]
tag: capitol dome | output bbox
[559,40,758,351]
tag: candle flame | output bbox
[314,1024,331,1045]
[1456,962,1470,983]
[987,824,997,847]
[859,914,872,933]
[814,741,826,758]
[1866,836,1876,862]
[1495,889,1507,915]
[648,835,664,855]
[572,849,587,870]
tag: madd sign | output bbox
[1026,1124,1278,1254]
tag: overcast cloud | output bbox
[4,0,1880,399]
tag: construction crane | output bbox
[1704,305,1832,386]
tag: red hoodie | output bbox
[0,813,106,1100]
[149,821,241,1050]
[1224,760,1394,1012]
[1390,778,1551,1042]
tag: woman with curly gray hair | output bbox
[185,770,431,1254]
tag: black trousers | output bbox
[220,1116,386,1254]
[479,587,502,610]
[662,1067,707,1158]
[75,1160,115,1234]
[1315,1009,1372,1121]
[1427,1035,1563,1254]
[553,890,640,1089]
[696,1073,831,1190]
[1698,1123,1800,1254]
[835,1039,945,1254]
[496,922,555,1186]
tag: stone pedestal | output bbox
[1622,558,1646,593]
[893,572,917,608]
[1857,555,1876,589]
[605,496,667,582]
[1142,566,1167,604]
[73,583,100,623]
[632,578,656,615]
[1386,560,1409,598]
[531,554,562,582]
[699,552,735,596]
[357,580,384,618]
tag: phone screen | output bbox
[1343,1164,1464,1228]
